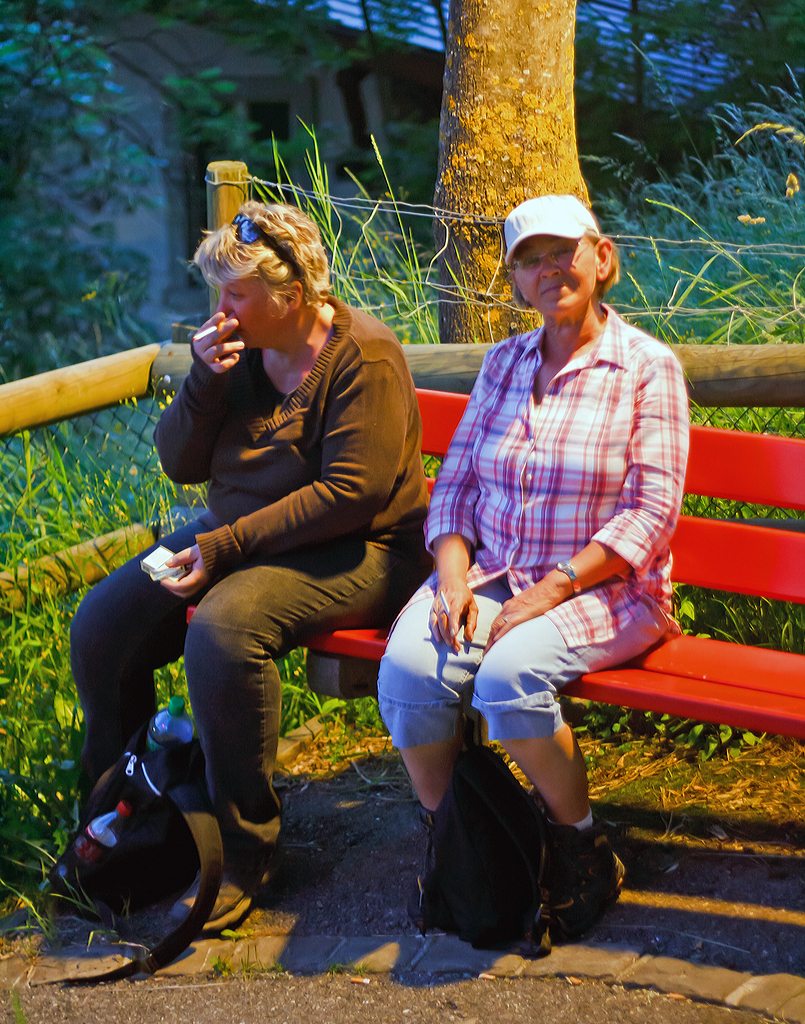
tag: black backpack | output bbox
[413,732,552,954]
[49,722,223,981]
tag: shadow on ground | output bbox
[237,758,805,978]
[9,737,804,983]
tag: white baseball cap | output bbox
[504,195,600,263]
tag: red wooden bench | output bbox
[188,388,805,736]
[303,388,805,738]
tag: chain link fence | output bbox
[0,395,196,571]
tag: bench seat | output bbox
[565,636,805,738]
[306,631,805,738]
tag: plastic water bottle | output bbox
[75,800,133,863]
[147,695,194,750]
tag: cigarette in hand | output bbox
[192,324,219,342]
[440,592,450,616]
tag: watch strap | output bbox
[556,561,581,594]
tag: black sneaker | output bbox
[545,822,625,940]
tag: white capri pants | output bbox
[377,578,668,747]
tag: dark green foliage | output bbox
[0,1,159,380]
[575,701,765,764]
[577,0,805,191]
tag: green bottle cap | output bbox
[168,695,186,717]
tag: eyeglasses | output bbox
[511,239,582,272]
[231,214,304,279]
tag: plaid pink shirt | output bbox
[420,307,690,648]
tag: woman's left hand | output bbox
[159,544,210,598]
[486,574,569,651]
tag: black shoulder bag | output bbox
[49,723,223,981]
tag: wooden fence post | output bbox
[205,161,250,313]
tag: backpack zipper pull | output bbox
[125,753,137,777]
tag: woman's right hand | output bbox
[192,313,244,374]
[159,544,209,598]
[430,577,478,653]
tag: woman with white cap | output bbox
[377,194,690,939]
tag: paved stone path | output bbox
[2,930,804,1020]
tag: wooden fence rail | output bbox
[2,335,803,439]
[0,525,156,613]
[0,344,162,435]
[160,333,805,406]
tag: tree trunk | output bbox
[434,0,586,344]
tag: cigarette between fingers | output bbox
[439,592,450,616]
[192,324,219,342]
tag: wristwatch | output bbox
[556,561,581,594]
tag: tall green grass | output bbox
[601,84,805,349]
[253,130,441,346]
[0,408,185,908]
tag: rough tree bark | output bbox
[434,0,587,344]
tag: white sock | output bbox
[570,809,594,831]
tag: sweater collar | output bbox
[238,296,351,442]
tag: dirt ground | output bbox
[6,726,805,980]
[254,727,805,978]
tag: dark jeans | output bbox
[70,519,429,884]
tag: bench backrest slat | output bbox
[687,425,805,511]
[671,517,805,603]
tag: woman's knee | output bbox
[470,628,566,741]
[69,589,98,667]
[69,573,132,690]
[184,610,252,688]
[183,588,283,713]
[183,605,283,769]
[377,609,471,747]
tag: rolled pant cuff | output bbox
[478,700,565,742]
[379,698,460,749]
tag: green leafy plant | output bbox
[327,962,354,976]
[239,946,284,978]
[576,702,766,762]
[210,954,235,977]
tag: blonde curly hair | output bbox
[193,200,330,311]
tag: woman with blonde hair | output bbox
[71,200,431,932]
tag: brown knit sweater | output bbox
[154,299,430,581]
